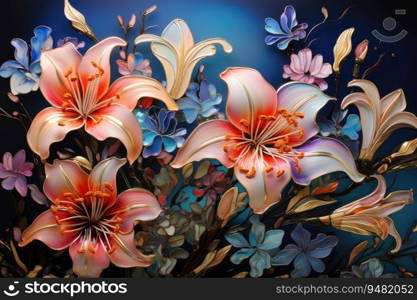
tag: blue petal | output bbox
[265,34,287,46]
[332,108,348,123]
[182,109,200,124]
[291,253,311,278]
[133,52,144,66]
[307,256,325,273]
[317,116,336,137]
[258,230,284,250]
[198,80,210,101]
[249,215,265,247]
[143,130,158,146]
[31,25,53,63]
[342,114,361,140]
[264,17,284,35]
[366,259,384,278]
[308,233,338,258]
[142,136,162,157]
[280,5,297,34]
[29,62,41,75]
[173,136,185,148]
[249,251,270,278]
[277,37,294,50]
[0,60,22,78]
[162,136,177,152]
[225,233,250,248]
[201,95,222,110]
[271,245,299,265]
[11,38,29,69]
[10,71,38,95]
[290,224,311,250]
[230,248,255,265]
[200,107,218,118]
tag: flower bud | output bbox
[332,27,355,73]
[128,14,136,29]
[117,15,125,28]
[354,39,369,62]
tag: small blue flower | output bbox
[265,5,308,50]
[0,25,53,95]
[136,107,186,158]
[56,36,85,49]
[225,215,284,277]
[177,68,222,124]
[318,109,361,141]
[271,224,338,278]
[340,258,398,278]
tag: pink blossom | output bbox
[283,48,332,90]
[0,150,33,197]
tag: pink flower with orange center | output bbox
[27,37,177,164]
[19,157,162,277]
[171,67,364,213]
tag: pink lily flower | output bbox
[283,48,332,90]
[19,157,162,277]
[0,150,33,197]
[27,37,177,164]
[171,68,364,213]
[317,175,413,253]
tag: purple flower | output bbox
[265,5,308,50]
[56,37,85,49]
[283,48,332,90]
[271,224,338,278]
[0,150,33,196]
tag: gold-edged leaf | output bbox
[64,0,97,42]
[194,160,211,179]
[182,163,194,179]
[232,271,248,278]
[207,245,232,268]
[286,187,310,213]
[287,196,337,215]
[391,138,417,159]
[348,240,368,266]
[193,251,216,274]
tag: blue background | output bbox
[0,0,416,275]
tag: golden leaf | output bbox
[182,163,194,179]
[332,27,354,72]
[64,0,97,42]
[391,138,417,159]
[232,271,248,278]
[287,196,336,215]
[207,245,232,268]
[348,240,368,266]
[26,265,42,278]
[193,251,216,274]
[194,160,211,179]
[286,186,310,213]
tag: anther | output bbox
[58,120,66,126]
[77,248,85,254]
[294,112,304,118]
[239,119,249,127]
[276,170,285,177]
[265,166,273,173]
[107,245,116,254]
[103,182,114,192]
[245,167,256,178]
[88,244,96,254]
[64,68,73,78]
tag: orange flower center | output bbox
[223,108,305,178]
[50,182,121,254]
[57,61,120,127]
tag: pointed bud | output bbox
[355,39,369,62]
[128,14,136,29]
[332,27,354,73]
[143,5,157,16]
[117,15,125,28]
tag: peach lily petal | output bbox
[220,67,277,132]
[69,239,110,278]
[85,104,142,164]
[113,188,162,234]
[19,210,76,250]
[43,159,89,203]
[39,43,82,107]
[78,37,126,100]
[27,107,84,161]
[103,75,178,111]
[171,119,242,168]
[235,154,291,214]
[109,232,154,268]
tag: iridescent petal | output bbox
[27,107,84,161]
[291,137,364,185]
[69,239,110,277]
[171,120,241,168]
[85,104,142,164]
[19,210,75,250]
[78,37,126,100]
[220,67,277,132]
[113,188,162,234]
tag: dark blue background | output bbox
[0,0,416,275]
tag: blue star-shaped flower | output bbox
[271,224,338,278]
[225,215,284,277]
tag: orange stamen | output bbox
[276,170,285,177]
